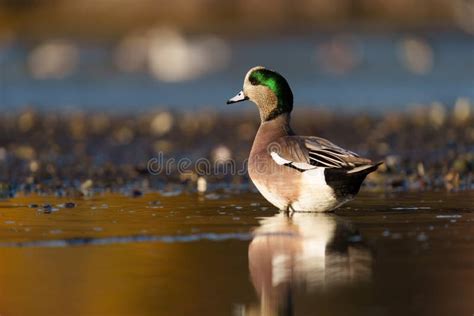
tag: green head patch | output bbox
[248,68,293,120]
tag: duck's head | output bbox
[227,66,293,122]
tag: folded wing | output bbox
[270,136,380,173]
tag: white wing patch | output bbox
[270,152,290,165]
[270,152,317,171]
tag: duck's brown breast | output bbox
[248,114,301,209]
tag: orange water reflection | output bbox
[248,213,372,315]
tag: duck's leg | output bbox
[284,204,295,218]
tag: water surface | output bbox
[0,191,472,315]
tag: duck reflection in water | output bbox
[247,213,372,316]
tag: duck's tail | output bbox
[346,161,384,175]
[324,161,384,197]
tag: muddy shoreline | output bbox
[0,107,472,197]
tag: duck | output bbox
[227,66,382,212]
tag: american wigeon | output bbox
[227,66,382,212]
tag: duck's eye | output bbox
[249,76,259,86]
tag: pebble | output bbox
[348,235,362,242]
[131,189,143,197]
[205,193,221,200]
[391,233,403,239]
[64,202,76,208]
[417,232,428,242]
[197,177,207,193]
[436,214,462,219]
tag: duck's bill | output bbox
[226,91,248,104]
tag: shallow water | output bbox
[0,191,472,315]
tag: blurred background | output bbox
[0,0,473,109]
[0,0,472,193]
